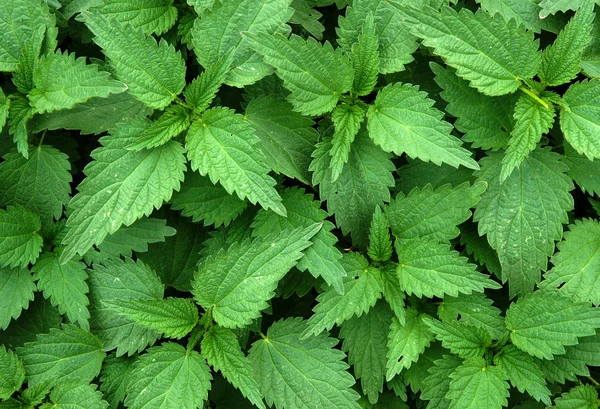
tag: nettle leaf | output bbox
[185,107,285,216]
[184,51,233,112]
[562,143,600,196]
[439,293,506,340]
[552,385,599,409]
[201,326,265,409]
[28,50,126,114]
[474,148,574,297]
[350,13,379,97]
[368,83,478,170]
[249,318,361,409]
[505,291,600,359]
[475,0,551,33]
[424,318,492,359]
[421,354,462,409]
[192,0,292,87]
[7,95,33,159]
[0,89,8,133]
[397,4,540,96]
[127,105,192,151]
[244,31,353,116]
[32,253,90,330]
[539,2,595,86]
[100,354,135,409]
[337,0,418,74]
[381,265,406,324]
[367,205,392,263]
[61,120,186,263]
[193,225,319,328]
[0,345,25,400]
[0,206,43,268]
[45,382,108,409]
[302,252,383,338]
[494,345,551,405]
[339,301,393,404]
[80,10,186,109]
[560,79,600,160]
[289,0,325,39]
[18,324,105,388]
[539,0,592,18]
[330,104,364,182]
[395,238,501,299]
[91,0,178,36]
[125,343,212,409]
[446,358,509,409]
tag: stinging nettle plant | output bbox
[0,0,600,408]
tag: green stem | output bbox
[38,130,47,148]
[587,376,600,387]
[519,86,549,109]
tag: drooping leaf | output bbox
[0,206,43,268]
[560,79,600,160]
[91,0,178,35]
[0,345,25,400]
[446,358,509,409]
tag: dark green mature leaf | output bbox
[91,0,178,36]
[423,318,492,359]
[560,79,600,160]
[562,143,600,196]
[0,345,25,400]
[446,358,509,409]
[100,353,135,409]
[551,385,599,409]
[439,293,505,340]
[44,382,108,409]
[421,354,462,409]
[0,206,43,268]
[0,267,35,330]
[367,206,392,263]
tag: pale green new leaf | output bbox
[29,50,126,114]
[0,346,24,400]
[396,238,501,299]
[91,0,177,35]
[127,105,191,151]
[368,83,478,170]
[539,0,592,18]
[386,308,434,380]
[439,293,505,340]
[381,265,406,324]
[88,258,164,356]
[192,225,319,328]
[421,355,462,409]
[100,354,135,409]
[500,94,556,181]
[539,2,595,86]
[185,107,285,216]
[351,13,379,97]
[18,324,105,388]
[302,252,383,338]
[505,291,600,359]
[552,385,599,409]
[396,5,540,96]
[424,318,491,359]
[171,172,247,227]
[560,79,600,159]
[330,104,364,182]
[201,326,265,409]
[0,206,43,268]
[8,95,32,158]
[244,96,318,184]
[367,205,392,263]
[474,148,574,297]
[0,267,35,330]
[184,51,233,112]
[32,253,90,330]
[80,11,186,109]
[446,358,509,409]
[244,31,353,116]
[109,297,198,339]
[192,0,292,87]
[0,145,71,222]
[125,343,212,409]
[249,318,361,409]
[494,345,551,405]
[46,382,108,409]
[61,120,186,263]
[339,301,393,404]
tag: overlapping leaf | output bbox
[560,79,600,160]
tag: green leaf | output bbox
[421,354,462,409]
[0,145,71,222]
[386,308,434,380]
[395,238,501,299]
[28,50,125,114]
[18,324,105,388]
[7,95,33,159]
[476,0,551,33]
[0,207,43,268]
[494,345,551,405]
[184,51,233,112]
[424,318,491,359]
[439,293,505,340]
[539,2,595,86]
[339,301,393,405]
[244,31,353,116]
[185,107,285,216]
[302,253,383,338]
[60,121,186,263]
[552,385,599,409]
[46,382,108,409]
[311,130,394,248]
[88,258,164,356]
[350,13,379,97]
[32,253,90,330]
[501,94,556,181]
[193,225,319,328]
[289,0,325,39]
[127,105,191,151]
[91,0,177,35]
[446,358,509,409]
[337,0,418,74]
[330,104,365,182]
[244,96,318,184]
[474,148,574,297]
[368,83,478,170]
[109,297,198,340]
[397,5,540,96]
[201,326,265,409]
[431,62,514,151]
[386,182,486,243]
[249,318,361,409]
[505,291,600,359]
[0,296,61,349]
[79,11,186,109]
[459,221,502,279]
[192,0,292,87]
[380,265,406,324]
[562,143,600,196]
[367,205,392,263]
[0,89,8,133]
[171,171,247,228]
[539,0,591,18]
[560,79,600,160]
[100,353,135,409]
[125,342,212,409]
[251,187,346,294]
[0,345,25,400]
